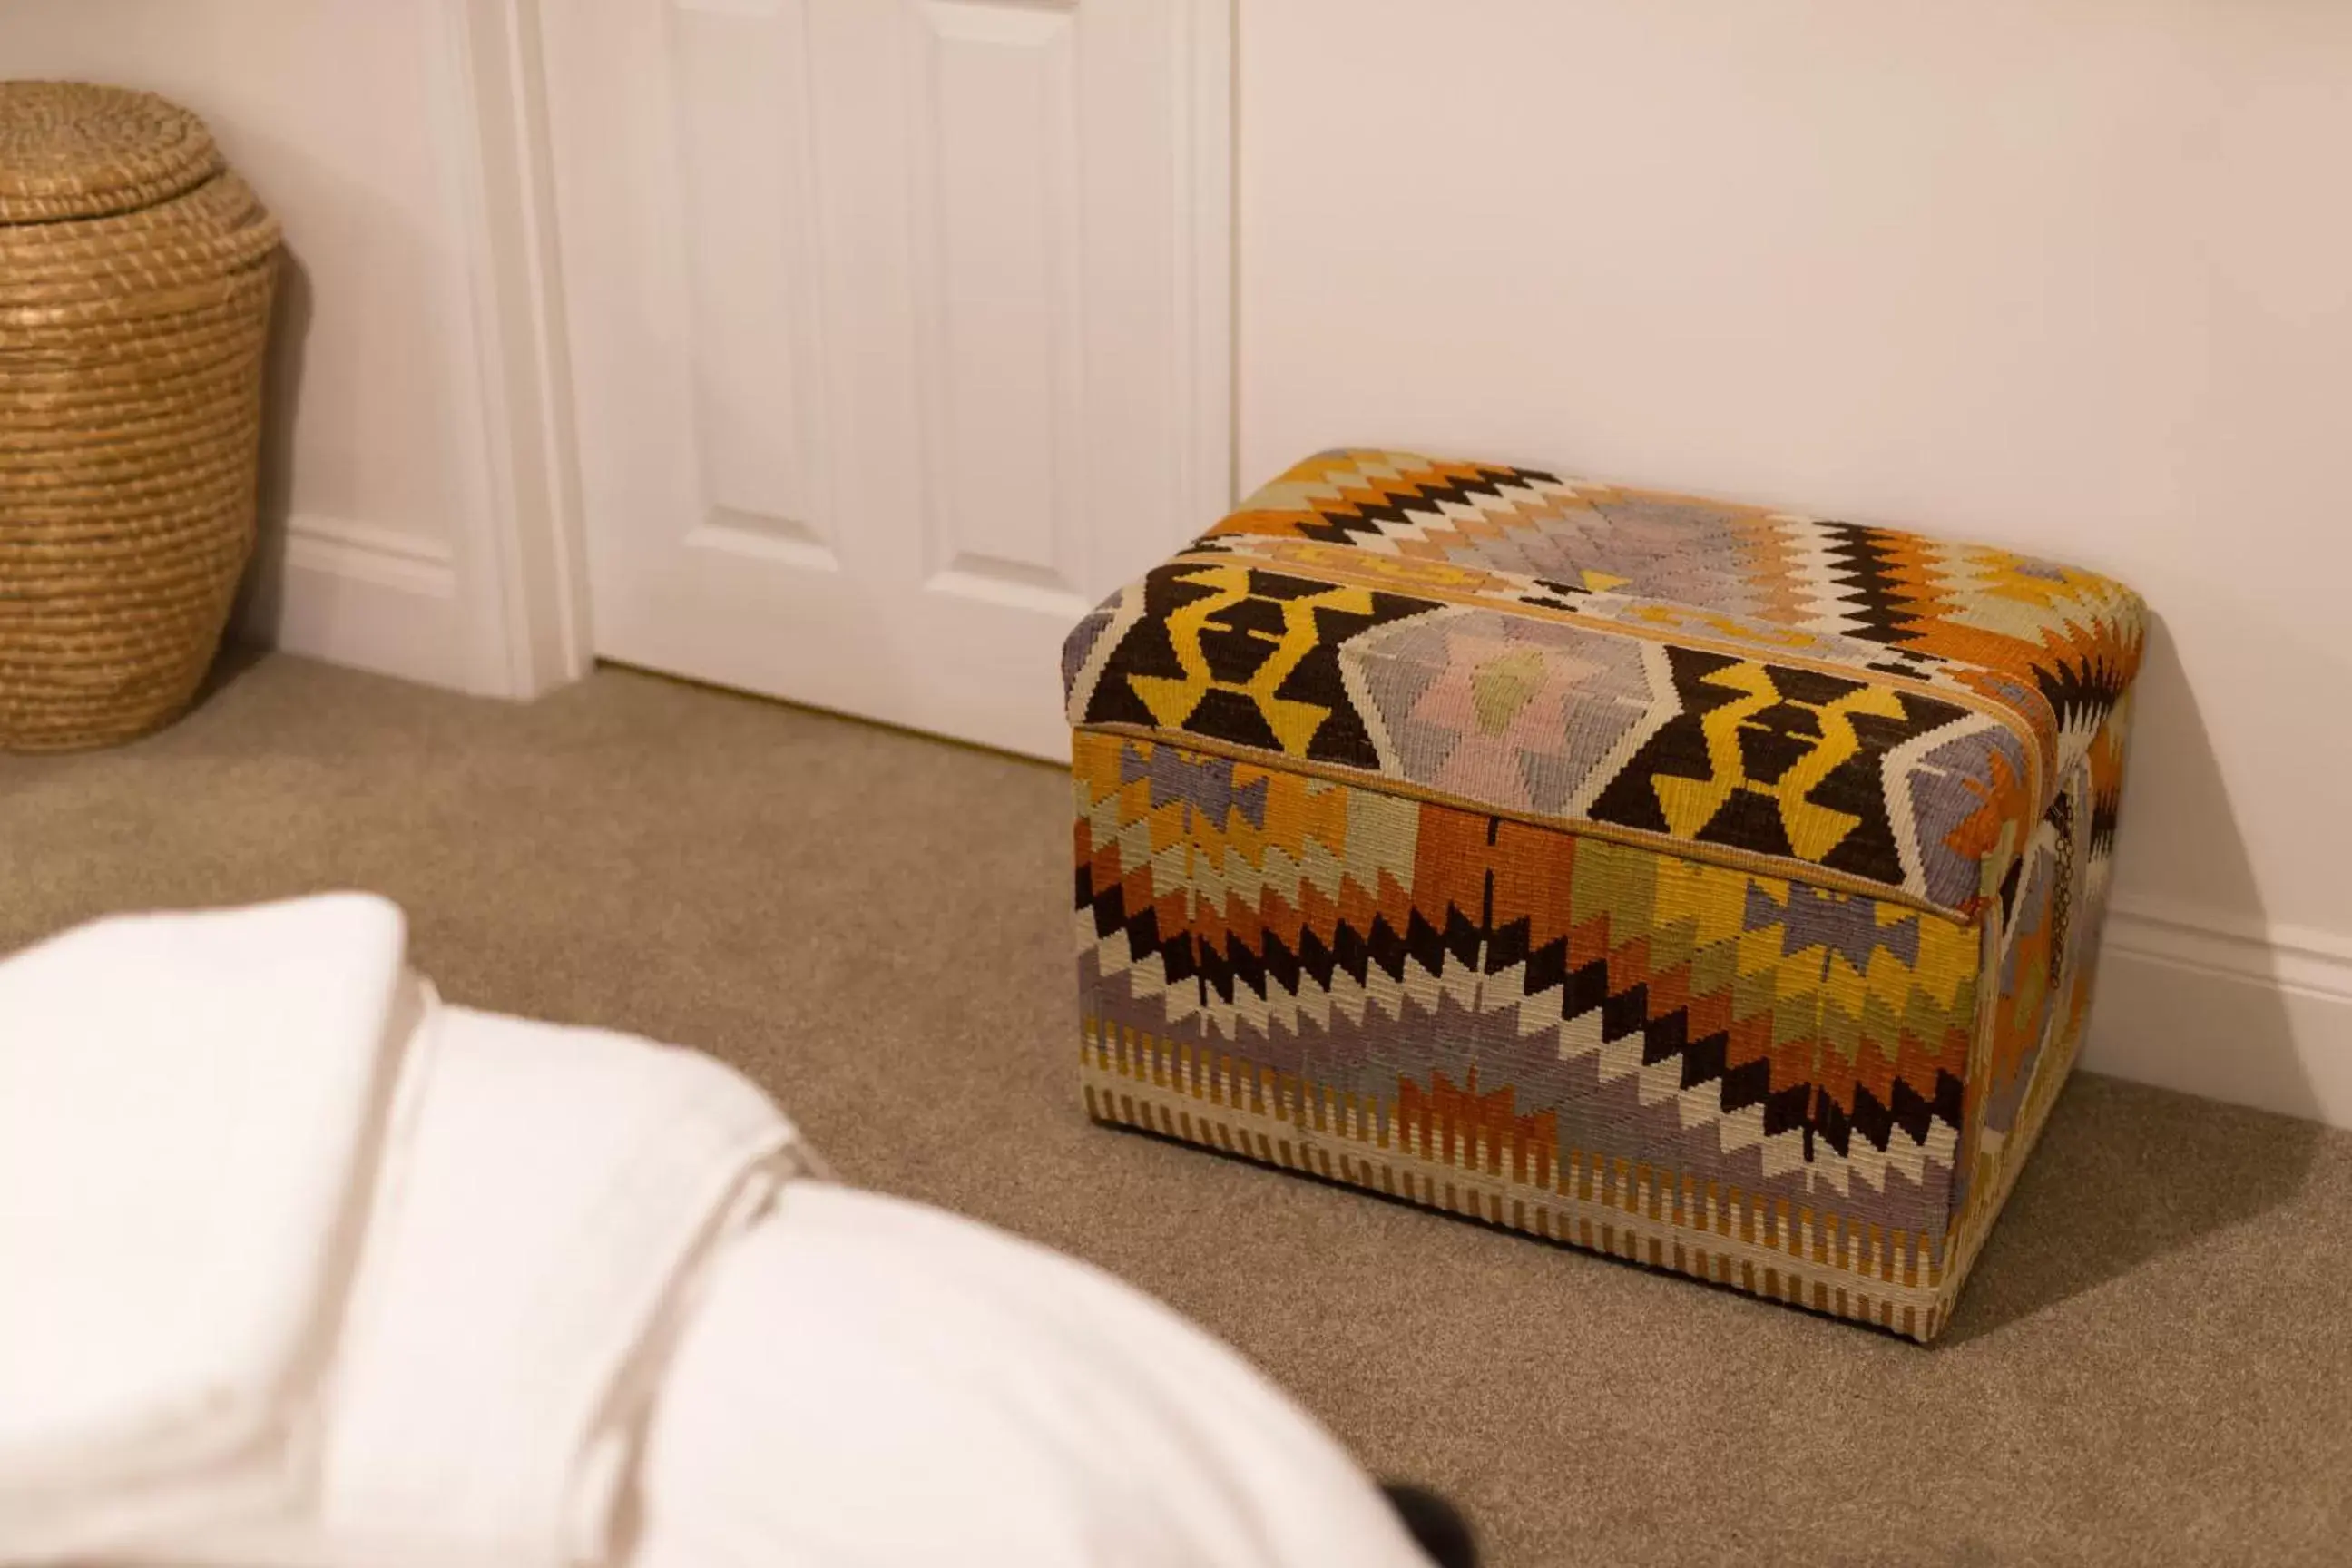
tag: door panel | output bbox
[908,0,1088,616]
[541,0,1230,759]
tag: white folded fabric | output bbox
[0,895,417,1564]
[0,896,802,1568]
[292,1003,794,1568]
[117,998,801,1568]
[627,1184,1433,1568]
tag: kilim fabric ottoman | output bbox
[1062,451,2146,1341]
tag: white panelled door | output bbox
[538,0,1230,760]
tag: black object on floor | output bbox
[1380,1482,1477,1568]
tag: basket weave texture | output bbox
[2,80,281,751]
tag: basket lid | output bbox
[0,81,223,223]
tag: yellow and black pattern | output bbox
[1073,560,1429,768]
[1068,556,2004,915]
[1068,451,2145,919]
[1580,643,1970,893]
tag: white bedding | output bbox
[0,897,1430,1568]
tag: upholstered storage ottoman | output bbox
[1063,451,2144,1340]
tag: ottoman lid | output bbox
[1063,450,2145,922]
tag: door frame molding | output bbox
[1171,0,1239,543]
[438,0,593,699]
[439,0,1234,701]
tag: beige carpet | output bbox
[5,652,2347,1567]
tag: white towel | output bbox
[627,1184,1433,1568]
[0,895,417,1564]
[146,1001,801,1568]
[0,896,803,1568]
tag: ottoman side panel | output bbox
[1938,690,2138,1315]
[1073,730,1984,1305]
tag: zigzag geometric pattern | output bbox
[1066,452,2146,921]
[1075,731,1981,1236]
[1068,452,2142,1338]
[1200,451,2144,767]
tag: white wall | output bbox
[1,0,577,695]
[1240,0,2352,1125]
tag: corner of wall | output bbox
[239,515,473,691]
[236,0,593,701]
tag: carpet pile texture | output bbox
[2,653,2346,1567]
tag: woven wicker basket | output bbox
[1,81,281,751]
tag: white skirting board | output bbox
[237,515,473,693]
[2089,898,2352,1131]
